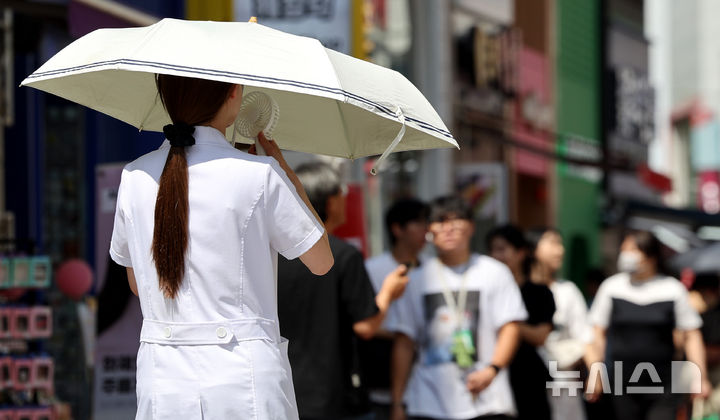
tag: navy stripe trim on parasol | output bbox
[25,58,454,139]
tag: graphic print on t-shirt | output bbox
[422,291,480,366]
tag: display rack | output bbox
[0,254,57,420]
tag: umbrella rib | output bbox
[138,91,161,131]
[333,101,354,160]
[322,47,353,159]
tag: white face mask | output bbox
[617,251,642,274]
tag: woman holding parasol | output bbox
[109,74,332,419]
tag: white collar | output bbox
[160,125,232,149]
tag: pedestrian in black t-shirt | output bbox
[487,224,556,420]
[278,162,409,420]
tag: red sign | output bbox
[513,47,551,177]
[637,164,672,193]
[333,184,369,257]
[698,171,720,214]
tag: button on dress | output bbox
[109,126,324,420]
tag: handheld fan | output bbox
[232,91,280,155]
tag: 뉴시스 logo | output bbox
[546,361,702,396]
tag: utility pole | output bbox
[412,0,454,201]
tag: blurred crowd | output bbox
[277,161,720,420]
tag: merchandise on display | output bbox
[0,254,57,418]
[0,258,51,290]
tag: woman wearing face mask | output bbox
[527,227,591,420]
[586,230,711,420]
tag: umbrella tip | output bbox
[248,16,257,23]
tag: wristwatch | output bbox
[489,364,502,374]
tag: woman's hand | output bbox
[694,378,713,400]
[585,373,603,403]
[382,264,410,301]
[248,132,290,169]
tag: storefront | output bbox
[3,2,180,418]
[555,0,603,286]
[511,46,553,228]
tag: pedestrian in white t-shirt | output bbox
[526,228,591,420]
[388,196,527,420]
[586,230,710,420]
[363,199,429,420]
[110,74,333,420]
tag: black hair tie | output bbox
[163,123,196,147]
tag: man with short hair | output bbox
[278,161,409,420]
[389,195,527,420]
[362,199,430,419]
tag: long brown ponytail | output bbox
[153,74,234,298]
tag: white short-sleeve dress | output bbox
[109,126,324,420]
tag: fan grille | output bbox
[233,91,279,140]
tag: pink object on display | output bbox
[55,259,93,301]
[10,308,31,339]
[0,259,9,288]
[698,170,720,214]
[12,359,33,391]
[33,408,54,420]
[0,408,12,420]
[11,259,31,288]
[15,409,33,420]
[0,289,27,301]
[30,257,51,288]
[32,358,54,389]
[0,357,12,389]
[30,307,52,339]
[0,308,11,339]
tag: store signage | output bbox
[607,66,655,164]
[690,119,720,171]
[698,171,720,214]
[455,0,514,25]
[513,47,551,177]
[463,87,506,117]
[521,92,553,131]
[613,67,654,144]
[516,47,550,119]
[637,164,672,193]
[558,135,602,183]
[455,163,510,247]
[234,0,351,53]
[473,26,520,94]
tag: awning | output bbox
[621,200,720,230]
[69,0,158,39]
